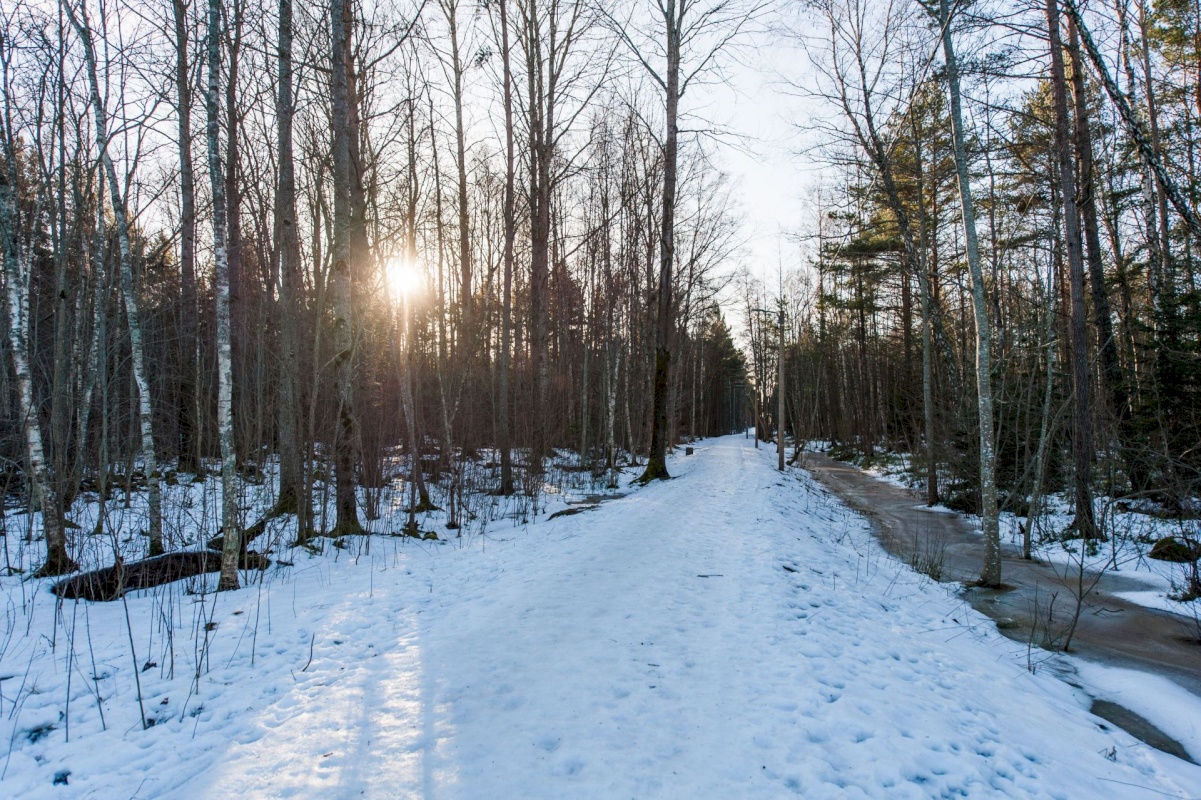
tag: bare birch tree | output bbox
[934,0,1000,586]
[0,17,75,575]
[205,0,241,590]
[67,0,165,557]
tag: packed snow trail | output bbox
[178,436,1198,799]
[6,436,1200,798]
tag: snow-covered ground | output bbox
[2,435,1200,797]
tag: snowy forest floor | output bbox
[3,435,1201,798]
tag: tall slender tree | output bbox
[330,0,363,536]
[205,0,241,590]
[493,0,516,494]
[68,0,165,557]
[936,0,1001,586]
[1046,0,1097,538]
[0,25,75,575]
[608,0,762,482]
[171,0,200,476]
[275,0,304,524]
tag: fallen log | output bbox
[51,550,270,601]
[206,493,298,553]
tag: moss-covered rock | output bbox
[1148,536,1200,563]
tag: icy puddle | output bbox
[808,450,1201,767]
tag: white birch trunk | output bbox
[68,4,163,556]
[206,0,240,590]
[1026,259,1059,560]
[937,0,1001,587]
[0,135,74,574]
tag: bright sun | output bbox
[385,257,422,299]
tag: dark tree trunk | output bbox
[497,0,516,494]
[276,0,305,528]
[1067,20,1133,483]
[641,0,681,483]
[172,0,200,475]
[330,0,363,536]
[1046,0,1098,538]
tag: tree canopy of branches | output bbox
[0,0,749,578]
[786,0,1201,584]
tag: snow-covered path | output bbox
[6,436,1201,798]
[179,435,1199,799]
